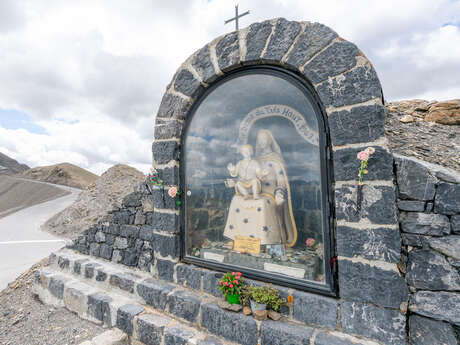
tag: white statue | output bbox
[227,144,264,200]
[224,129,298,247]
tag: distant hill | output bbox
[21,162,99,189]
[42,164,145,238]
[0,152,30,175]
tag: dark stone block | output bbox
[150,212,178,233]
[334,184,360,222]
[336,226,400,263]
[136,278,174,310]
[164,326,195,345]
[49,275,65,299]
[116,304,144,336]
[428,235,460,261]
[398,199,425,212]
[168,290,201,323]
[107,224,120,235]
[203,271,224,297]
[400,212,450,236]
[136,314,169,345]
[120,225,139,238]
[263,19,302,62]
[73,259,88,275]
[304,40,359,84]
[109,272,138,293]
[191,44,216,83]
[341,301,406,345]
[105,234,115,246]
[157,92,192,120]
[451,215,460,234]
[409,315,457,345]
[285,22,337,69]
[244,20,273,63]
[409,290,460,324]
[152,140,179,165]
[395,156,436,201]
[139,225,153,241]
[406,249,460,290]
[154,120,182,140]
[173,68,203,98]
[216,32,239,72]
[87,292,112,326]
[157,259,175,282]
[57,256,69,270]
[328,104,385,146]
[95,269,107,282]
[338,259,408,308]
[152,233,179,258]
[435,183,460,215]
[84,263,101,279]
[154,166,179,187]
[291,290,337,329]
[89,242,100,257]
[176,264,202,290]
[316,64,382,109]
[333,146,393,181]
[260,320,314,345]
[138,250,154,272]
[362,185,397,224]
[200,303,258,345]
[122,192,142,207]
[151,187,177,210]
[122,248,139,267]
[401,234,424,247]
[99,244,113,260]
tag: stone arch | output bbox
[152,17,405,319]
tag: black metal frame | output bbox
[179,65,337,297]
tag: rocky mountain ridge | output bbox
[0,152,30,175]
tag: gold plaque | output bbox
[233,235,261,255]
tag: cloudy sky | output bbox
[0,0,459,175]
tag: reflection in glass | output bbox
[185,72,326,284]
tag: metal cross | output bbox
[224,5,250,31]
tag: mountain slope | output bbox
[21,162,99,189]
[0,152,30,175]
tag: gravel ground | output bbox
[0,259,105,345]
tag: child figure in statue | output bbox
[227,145,264,199]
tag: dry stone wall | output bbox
[68,18,460,345]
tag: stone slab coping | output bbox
[39,249,386,345]
[78,329,127,345]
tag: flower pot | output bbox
[226,293,240,304]
[250,299,266,313]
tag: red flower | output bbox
[230,284,233,288]
[234,280,238,284]
[237,272,241,276]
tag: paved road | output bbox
[0,181,81,290]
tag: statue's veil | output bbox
[255,129,283,160]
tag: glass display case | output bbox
[182,68,334,292]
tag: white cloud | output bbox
[0,0,458,173]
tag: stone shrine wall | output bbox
[68,18,460,345]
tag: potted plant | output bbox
[243,285,286,313]
[218,272,245,304]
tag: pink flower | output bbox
[232,272,236,276]
[168,186,178,197]
[237,272,241,276]
[230,284,233,288]
[306,238,316,248]
[234,280,238,284]
[225,282,229,286]
[357,151,370,161]
[219,281,223,285]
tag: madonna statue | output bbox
[223,129,298,248]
